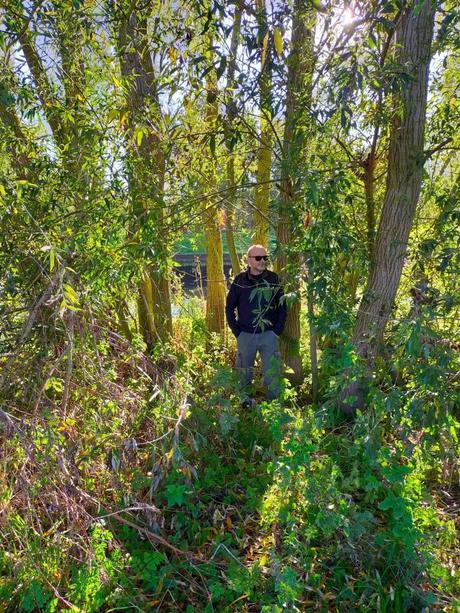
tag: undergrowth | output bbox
[0,304,458,612]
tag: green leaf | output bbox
[378,494,407,520]
[274,29,283,57]
[309,181,319,205]
[134,127,144,147]
[20,580,50,612]
[111,74,122,88]
[311,0,327,12]
[209,133,216,156]
[381,464,411,484]
[63,283,79,305]
[367,32,377,49]
[219,411,239,435]
[165,483,187,507]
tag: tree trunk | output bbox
[16,26,64,144]
[115,298,133,343]
[225,155,241,275]
[276,0,316,384]
[224,0,243,275]
[118,8,172,350]
[204,45,226,338]
[253,0,273,247]
[353,0,435,360]
[307,263,319,402]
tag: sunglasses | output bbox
[249,255,269,261]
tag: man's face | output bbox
[248,247,268,275]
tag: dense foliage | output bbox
[0,0,458,610]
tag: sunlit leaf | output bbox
[274,28,283,57]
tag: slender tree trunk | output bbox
[306,263,319,402]
[15,27,64,144]
[225,156,240,274]
[224,0,243,274]
[204,198,227,336]
[276,0,316,384]
[254,126,273,246]
[115,298,133,343]
[253,0,273,247]
[138,270,156,347]
[353,0,435,360]
[204,48,226,337]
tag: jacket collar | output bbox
[246,267,268,283]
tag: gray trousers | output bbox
[236,330,281,400]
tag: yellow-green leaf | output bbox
[107,108,119,122]
[274,28,283,57]
[134,127,144,146]
[111,74,122,88]
[63,283,79,305]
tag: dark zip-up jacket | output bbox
[225,269,287,337]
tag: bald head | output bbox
[247,244,267,258]
[246,244,268,275]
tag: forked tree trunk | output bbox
[353,0,435,360]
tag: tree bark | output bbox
[253,0,273,247]
[204,53,226,338]
[307,262,319,401]
[353,0,436,360]
[224,0,243,274]
[16,27,64,144]
[118,8,173,350]
[276,0,316,384]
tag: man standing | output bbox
[226,244,287,402]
